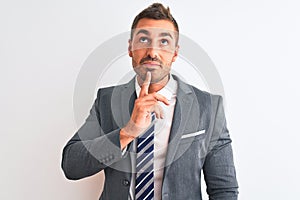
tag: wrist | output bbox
[120,128,136,140]
[119,128,136,150]
[122,120,146,138]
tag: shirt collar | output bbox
[135,74,177,100]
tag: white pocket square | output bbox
[181,129,206,139]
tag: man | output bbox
[62,3,238,200]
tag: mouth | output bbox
[141,62,161,67]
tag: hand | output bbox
[121,72,170,139]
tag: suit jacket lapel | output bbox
[163,75,200,178]
[110,78,136,180]
[111,78,136,129]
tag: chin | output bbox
[151,75,169,84]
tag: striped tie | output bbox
[135,113,155,200]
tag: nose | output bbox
[146,46,159,59]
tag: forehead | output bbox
[134,18,177,36]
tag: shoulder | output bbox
[172,74,222,103]
[190,85,223,108]
[95,78,135,98]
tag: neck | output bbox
[137,74,170,93]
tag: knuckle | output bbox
[136,105,143,111]
[135,99,142,105]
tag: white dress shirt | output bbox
[125,75,177,200]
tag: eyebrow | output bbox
[159,32,173,39]
[136,29,150,36]
[135,29,173,39]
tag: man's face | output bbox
[129,18,179,84]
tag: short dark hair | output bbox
[130,3,179,44]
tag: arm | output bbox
[61,73,169,180]
[203,96,239,199]
[61,97,125,180]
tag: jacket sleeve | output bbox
[61,89,124,180]
[203,96,239,200]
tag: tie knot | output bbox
[151,112,155,122]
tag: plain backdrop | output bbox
[1,0,300,199]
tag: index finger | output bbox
[139,71,151,97]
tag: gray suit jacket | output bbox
[62,75,238,199]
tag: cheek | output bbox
[161,52,177,63]
[132,50,144,59]
[131,51,144,66]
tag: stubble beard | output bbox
[132,58,171,84]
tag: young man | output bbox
[62,3,238,200]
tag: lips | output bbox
[142,62,161,67]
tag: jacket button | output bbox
[122,179,130,186]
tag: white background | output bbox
[1,0,300,199]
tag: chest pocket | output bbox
[180,129,206,144]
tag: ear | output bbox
[171,45,179,62]
[128,39,133,57]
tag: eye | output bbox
[161,39,169,46]
[139,37,149,43]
